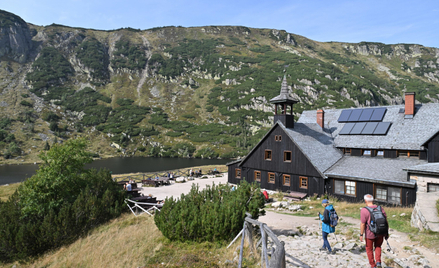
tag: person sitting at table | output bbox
[124,182,132,191]
[155,175,159,180]
[198,169,202,176]
[190,169,194,176]
[169,172,174,179]
[129,178,134,184]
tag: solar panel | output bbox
[373,122,392,135]
[370,108,387,121]
[350,122,367,134]
[361,122,379,135]
[359,109,374,121]
[348,109,363,122]
[338,110,352,122]
[339,123,356,135]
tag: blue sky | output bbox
[2,0,439,48]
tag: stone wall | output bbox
[410,191,439,232]
[409,174,439,192]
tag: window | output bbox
[346,181,356,195]
[375,186,388,201]
[274,135,282,142]
[284,151,292,162]
[428,183,439,192]
[334,180,344,194]
[235,169,241,179]
[283,174,291,186]
[363,150,371,156]
[264,150,272,161]
[334,180,356,196]
[254,171,261,182]
[388,187,401,204]
[268,172,275,184]
[300,176,308,189]
[377,150,384,156]
[278,135,282,141]
[398,151,420,158]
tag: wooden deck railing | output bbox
[228,213,285,268]
[112,166,227,182]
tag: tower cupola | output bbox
[269,75,297,128]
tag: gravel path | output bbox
[139,173,439,268]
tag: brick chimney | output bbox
[317,109,325,128]
[405,92,415,118]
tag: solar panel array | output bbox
[339,122,392,135]
[338,108,387,123]
[338,107,391,135]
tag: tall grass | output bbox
[0,183,20,201]
[0,212,258,268]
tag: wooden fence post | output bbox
[238,221,246,268]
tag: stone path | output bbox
[260,210,438,268]
[137,174,439,268]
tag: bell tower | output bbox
[269,75,297,128]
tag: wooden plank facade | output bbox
[228,125,325,197]
[427,133,439,163]
[325,179,416,206]
[227,124,418,206]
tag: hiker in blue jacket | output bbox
[318,199,336,254]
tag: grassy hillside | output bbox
[1,10,439,164]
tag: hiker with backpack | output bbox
[318,199,338,254]
[360,194,389,268]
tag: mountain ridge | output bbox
[1,9,439,164]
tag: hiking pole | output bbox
[333,232,339,243]
[385,237,393,254]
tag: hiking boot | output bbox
[327,250,335,255]
[319,247,326,252]
[376,262,382,267]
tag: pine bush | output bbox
[154,181,265,242]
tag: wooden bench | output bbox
[284,191,307,201]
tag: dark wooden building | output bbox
[228,77,439,206]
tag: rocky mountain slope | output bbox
[1,9,439,163]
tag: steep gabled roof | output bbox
[325,156,420,187]
[298,103,439,150]
[236,121,342,178]
[280,123,343,176]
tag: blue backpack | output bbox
[329,209,339,227]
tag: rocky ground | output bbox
[139,174,439,268]
[260,210,438,268]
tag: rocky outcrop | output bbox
[0,10,33,63]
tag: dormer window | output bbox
[377,150,384,156]
[398,151,419,158]
[363,150,371,156]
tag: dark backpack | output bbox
[365,206,388,236]
[329,209,339,227]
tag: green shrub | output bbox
[21,93,29,98]
[0,139,125,262]
[75,38,109,81]
[154,181,265,242]
[26,47,73,92]
[43,112,60,122]
[166,131,183,137]
[20,100,33,107]
[194,147,219,159]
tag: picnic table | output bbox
[142,177,170,187]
